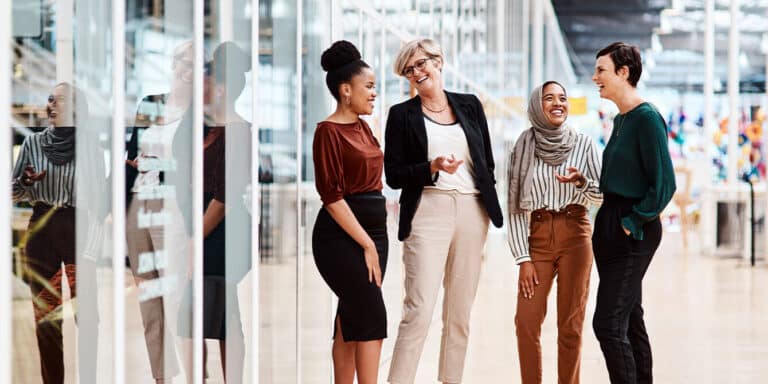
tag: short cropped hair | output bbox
[596,42,642,88]
[393,38,444,77]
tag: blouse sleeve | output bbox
[507,212,531,264]
[574,135,603,205]
[621,110,677,240]
[12,138,33,202]
[313,125,345,205]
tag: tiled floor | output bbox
[11,228,768,383]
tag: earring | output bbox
[345,95,351,106]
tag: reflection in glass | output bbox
[124,2,196,381]
[12,82,104,383]
[175,41,252,384]
[125,41,193,383]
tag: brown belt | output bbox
[531,203,587,220]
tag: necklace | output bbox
[422,100,448,113]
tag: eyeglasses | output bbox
[47,95,66,104]
[401,57,433,78]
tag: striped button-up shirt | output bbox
[12,130,76,207]
[507,132,603,264]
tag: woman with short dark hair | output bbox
[311,40,387,384]
[591,41,676,383]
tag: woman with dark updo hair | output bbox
[312,40,387,383]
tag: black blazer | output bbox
[384,91,503,241]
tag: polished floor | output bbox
[11,226,768,383]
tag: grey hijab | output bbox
[41,126,76,165]
[508,83,575,214]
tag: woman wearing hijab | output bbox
[507,81,602,384]
[12,82,102,384]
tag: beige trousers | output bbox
[126,197,180,379]
[388,189,490,384]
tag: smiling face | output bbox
[402,51,443,94]
[339,67,377,116]
[46,84,75,127]
[541,82,568,127]
[592,54,630,102]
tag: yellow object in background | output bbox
[569,96,588,115]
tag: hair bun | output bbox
[321,40,361,72]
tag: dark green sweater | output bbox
[601,102,677,240]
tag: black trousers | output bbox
[591,194,661,384]
[24,204,98,384]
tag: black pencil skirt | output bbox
[312,191,388,342]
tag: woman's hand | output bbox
[363,244,382,287]
[20,164,47,186]
[430,154,464,175]
[554,166,586,188]
[518,261,539,299]
[125,157,139,169]
[622,226,631,236]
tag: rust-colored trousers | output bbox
[515,204,593,384]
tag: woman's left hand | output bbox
[554,167,586,188]
[622,226,631,236]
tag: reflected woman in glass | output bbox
[312,40,387,384]
[125,40,194,384]
[507,81,602,384]
[385,39,502,384]
[177,41,252,384]
[12,82,101,384]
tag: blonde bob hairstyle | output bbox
[392,38,444,77]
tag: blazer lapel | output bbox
[407,96,428,154]
[446,91,481,149]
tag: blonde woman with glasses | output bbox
[384,38,503,384]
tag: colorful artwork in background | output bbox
[712,106,765,182]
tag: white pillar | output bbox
[452,0,459,90]
[219,0,234,42]
[111,0,127,383]
[727,0,740,184]
[295,0,304,382]
[0,2,12,383]
[56,0,74,84]
[380,21,387,142]
[192,0,205,382]
[531,0,543,90]
[496,0,505,94]
[522,0,530,94]
[250,1,261,381]
[429,0,435,40]
[704,0,715,165]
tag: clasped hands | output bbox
[430,154,463,175]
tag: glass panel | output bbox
[258,0,299,382]
[301,0,333,381]
[123,1,195,382]
[205,0,255,382]
[10,0,114,382]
